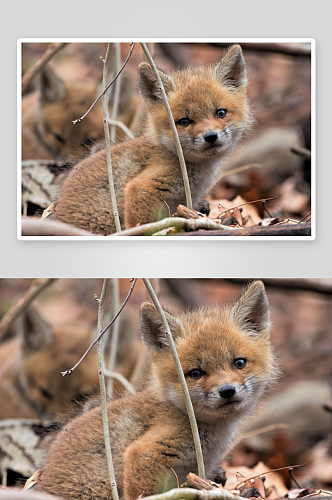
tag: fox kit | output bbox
[0,307,140,420]
[52,44,252,234]
[22,65,137,161]
[38,281,276,500]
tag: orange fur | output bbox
[38,282,277,500]
[52,45,253,234]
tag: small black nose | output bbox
[204,132,218,143]
[219,385,236,399]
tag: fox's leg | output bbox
[124,167,177,229]
[123,433,184,500]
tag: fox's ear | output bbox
[137,62,175,104]
[230,281,270,338]
[139,302,183,351]
[214,44,247,90]
[37,65,66,103]
[17,306,53,351]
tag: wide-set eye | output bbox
[187,368,206,379]
[233,358,247,369]
[216,109,227,118]
[177,118,193,127]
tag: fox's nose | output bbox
[204,132,218,143]
[219,385,237,399]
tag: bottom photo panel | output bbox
[0,278,331,500]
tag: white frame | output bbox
[17,38,316,241]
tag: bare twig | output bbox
[220,163,265,178]
[180,223,311,237]
[21,217,95,236]
[239,423,291,441]
[186,473,219,490]
[140,43,193,210]
[298,212,311,223]
[61,279,137,376]
[207,42,311,57]
[107,118,135,139]
[113,217,240,236]
[291,146,311,160]
[235,464,307,490]
[96,279,119,500]
[72,43,135,125]
[217,197,277,219]
[104,369,136,394]
[107,278,120,397]
[142,278,205,479]
[289,468,303,489]
[222,278,332,295]
[137,487,244,500]
[0,278,56,340]
[21,42,67,94]
[102,43,121,233]
[110,43,122,143]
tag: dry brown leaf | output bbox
[236,473,266,499]
[41,201,57,220]
[223,462,289,499]
[206,195,262,226]
[23,468,42,491]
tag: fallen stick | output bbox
[21,218,95,236]
[178,223,311,237]
[0,278,56,340]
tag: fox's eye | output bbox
[233,358,247,369]
[39,387,53,399]
[177,118,193,127]
[187,369,206,379]
[216,109,227,119]
[54,133,66,144]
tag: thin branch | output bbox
[291,146,311,160]
[107,278,120,397]
[22,43,67,94]
[21,217,95,236]
[180,222,311,237]
[219,163,265,179]
[140,43,193,210]
[72,42,135,125]
[113,217,240,236]
[102,43,121,233]
[235,464,307,490]
[142,278,205,479]
[138,487,244,500]
[107,118,135,139]
[110,43,122,143]
[61,279,137,376]
[0,278,56,340]
[104,369,136,394]
[207,42,311,57]
[96,279,119,500]
[239,423,291,441]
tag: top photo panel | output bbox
[19,39,314,239]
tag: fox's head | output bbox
[34,65,136,160]
[139,281,276,423]
[137,45,253,164]
[16,307,100,419]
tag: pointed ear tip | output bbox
[246,280,267,297]
[140,301,155,313]
[229,44,243,53]
[138,61,151,73]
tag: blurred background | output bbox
[21,41,312,225]
[0,278,330,494]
